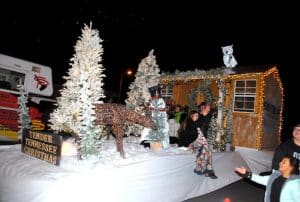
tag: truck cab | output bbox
[0,53,54,142]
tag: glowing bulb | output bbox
[224,198,232,202]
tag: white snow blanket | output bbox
[235,146,273,173]
[0,138,273,202]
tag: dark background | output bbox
[0,1,299,140]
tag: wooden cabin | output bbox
[160,65,283,150]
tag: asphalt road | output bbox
[185,179,265,202]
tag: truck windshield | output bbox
[0,67,25,92]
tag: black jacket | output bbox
[198,111,213,139]
[272,138,300,170]
[178,121,199,147]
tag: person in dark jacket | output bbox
[178,110,217,179]
[179,105,189,124]
[272,124,300,172]
[178,110,199,147]
[198,102,213,139]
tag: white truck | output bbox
[0,53,54,142]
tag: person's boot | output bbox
[205,170,218,179]
[194,169,204,175]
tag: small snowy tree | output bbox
[125,50,160,136]
[126,49,160,111]
[17,84,31,140]
[50,24,105,158]
[134,51,169,148]
[143,50,161,89]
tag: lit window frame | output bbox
[233,79,257,112]
[161,85,173,101]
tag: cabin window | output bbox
[161,85,173,101]
[233,80,256,112]
[161,85,173,110]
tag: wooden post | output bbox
[216,87,224,143]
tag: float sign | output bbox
[21,130,62,165]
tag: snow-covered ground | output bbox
[98,136,191,165]
[59,136,191,171]
[0,137,273,202]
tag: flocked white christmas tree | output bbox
[125,49,160,136]
[17,84,31,140]
[49,24,105,159]
[143,50,161,89]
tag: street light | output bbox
[118,69,133,102]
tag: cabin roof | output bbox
[160,65,278,83]
[230,65,276,74]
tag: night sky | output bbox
[0,1,299,137]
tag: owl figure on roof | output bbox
[222,45,238,68]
